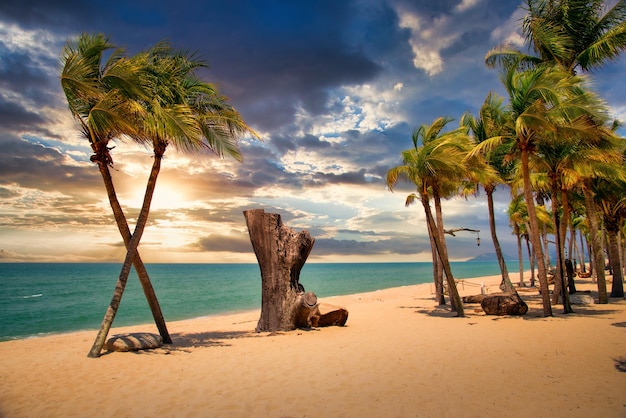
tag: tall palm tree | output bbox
[486,0,626,73]
[60,33,172,347]
[463,92,517,292]
[508,195,531,286]
[87,42,258,357]
[420,118,469,308]
[571,211,589,274]
[387,117,471,316]
[593,169,626,298]
[533,135,579,311]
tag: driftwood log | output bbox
[462,295,485,304]
[311,303,349,327]
[244,209,348,332]
[481,292,528,316]
[294,291,320,328]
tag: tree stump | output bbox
[244,209,317,332]
[481,293,528,316]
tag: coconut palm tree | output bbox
[60,33,172,347]
[463,92,517,292]
[87,42,258,357]
[593,168,626,298]
[486,0,626,73]
[533,135,580,311]
[571,211,589,273]
[508,195,531,286]
[387,117,471,316]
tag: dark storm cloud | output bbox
[222,124,413,191]
[2,0,384,132]
[313,235,428,256]
[0,97,48,131]
[0,136,101,192]
[271,134,333,154]
[0,0,519,138]
[194,234,253,253]
[0,207,114,229]
[309,169,372,186]
[0,42,57,102]
[193,229,427,257]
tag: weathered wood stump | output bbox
[244,209,317,332]
[481,293,528,316]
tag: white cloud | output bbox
[0,21,60,58]
[454,0,481,13]
[489,7,526,47]
[394,5,460,76]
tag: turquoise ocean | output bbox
[0,262,509,341]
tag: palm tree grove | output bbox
[387,0,626,317]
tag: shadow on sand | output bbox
[116,330,262,355]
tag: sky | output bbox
[1,0,625,264]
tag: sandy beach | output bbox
[1,272,625,418]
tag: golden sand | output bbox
[1,273,625,417]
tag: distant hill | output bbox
[466,253,518,262]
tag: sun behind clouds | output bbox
[123,181,189,211]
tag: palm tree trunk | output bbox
[433,192,453,310]
[521,148,552,316]
[421,191,464,317]
[617,231,626,276]
[583,186,607,303]
[606,220,625,298]
[486,185,513,291]
[569,221,577,269]
[589,240,595,280]
[96,160,171,344]
[551,187,573,313]
[525,233,536,287]
[551,198,563,304]
[514,225,525,286]
[579,229,587,274]
[427,221,445,305]
[88,148,165,357]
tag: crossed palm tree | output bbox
[61,34,257,357]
